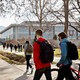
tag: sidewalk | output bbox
[0,58,26,80]
[0,57,79,80]
[0,45,80,80]
[0,58,37,80]
[0,45,57,80]
[0,58,58,80]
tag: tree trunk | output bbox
[63,0,69,34]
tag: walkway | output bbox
[0,58,58,80]
[0,45,58,80]
[0,45,80,80]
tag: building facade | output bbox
[0,21,80,40]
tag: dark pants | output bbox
[56,65,76,80]
[33,67,52,80]
[26,55,32,70]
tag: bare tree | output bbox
[27,0,52,30]
[0,0,80,34]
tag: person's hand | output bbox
[56,63,63,67]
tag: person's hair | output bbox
[36,29,43,36]
[58,32,67,39]
[26,41,29,44]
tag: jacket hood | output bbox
[60,38,68,43]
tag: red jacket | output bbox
[33,37,51,70]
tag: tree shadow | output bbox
[15,72,28,80]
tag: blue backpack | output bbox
[36,40,54,63]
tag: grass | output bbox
[0,48,80,65]
[78,49,80,59]
[54,48,80,60]
[54,49,61,57]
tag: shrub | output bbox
[0,51,25,64]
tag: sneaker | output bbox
[31,68,33,74]
[27,72,31,75]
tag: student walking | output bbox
[14,45,17,52]
[33,29,52,80]
[56,32,76,80]
[3,42,6,49]
[10,43,13,52]
[24,41,33,74]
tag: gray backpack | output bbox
[26,44,33,53]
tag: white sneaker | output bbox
[27,71,31,75]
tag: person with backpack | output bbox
[56,32,76,80]
[33,29,52,80]
[24,41,33,74]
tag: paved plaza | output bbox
[0,45,79,80]
[0,45,58,80]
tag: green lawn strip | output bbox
[78,49,80,59]
[0,51,26,64]
[54,49,60,57]
[54,48,80,60]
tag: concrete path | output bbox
[0,57,80,80]
[0,45,80,80]
[0,58,58,80]
[0,58,26,80]
[0,45,58,80]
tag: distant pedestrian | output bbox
[18,44,21,52]
[14,45,17,52]
[6,43,9,49]
[33,29,52,80]
[10,43,13,52]
[24,41,33,74]
[2,42,6,49]
[20,45,22,52]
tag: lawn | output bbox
[54,48,80,59]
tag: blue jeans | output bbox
[33,67,52,80]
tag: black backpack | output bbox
[36,40,54,63]
[67,41,78,60]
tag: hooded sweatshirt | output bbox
[33,37,51,70]
[58,38,72,65]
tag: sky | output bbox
[0,0,63,27]
[0,0,79,27]
[0,17,17,27]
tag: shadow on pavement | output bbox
[15,72,28,80]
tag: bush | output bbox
[0,51,25,64]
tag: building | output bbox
[0,21,80,41]
[0,21,54,40]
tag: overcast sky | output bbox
[0,0,63,27]
[0,0,79,27]
[0,15,23,27]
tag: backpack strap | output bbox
[36,40,47,44]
